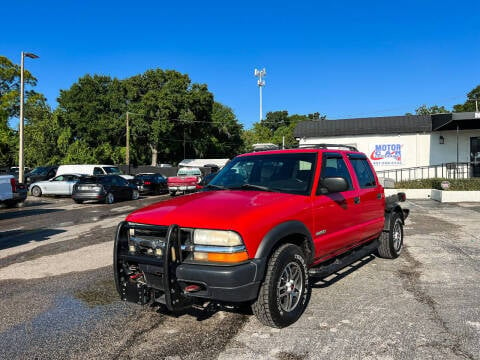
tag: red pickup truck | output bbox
[114,145,408,327]
[167,167,202,196]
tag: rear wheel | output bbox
[105,192,115,204]
[252,243,310,328]
[131,189,139,200]
[378,212,403,259]
[31,186,42,197]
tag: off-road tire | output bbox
[378,212,403,259]
[31,186,42,197]
[105,192,115,204]
[252,243,310,328]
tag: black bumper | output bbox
[72,193,105,201]
[175,260,265,302]
[120,255,265,303]
[13,190,27,202]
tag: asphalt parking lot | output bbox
[0,197,479,360]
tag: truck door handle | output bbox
[354,196,360,204]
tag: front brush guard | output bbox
[114,221,193,312]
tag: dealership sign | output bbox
[369,143,404,166]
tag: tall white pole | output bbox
[19,52,25,184]
[254,68,266,121]
[259,85,262,121]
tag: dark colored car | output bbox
[25,166,58,186]
[133,173,168,195]
[72,175,139,204]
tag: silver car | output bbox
[30,173,85,197]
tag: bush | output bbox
[395,178,480,191]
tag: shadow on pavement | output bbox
[0,228,66,251]
[0,208,63,221]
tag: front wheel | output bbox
[377,212,404,259]
[252,243,310,328]
[31,186,42,197]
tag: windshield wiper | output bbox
[204,184,227,190]
[230,184,274,192]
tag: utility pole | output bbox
[254,68,266,121]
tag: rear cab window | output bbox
[348,155,377,188]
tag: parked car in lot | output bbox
[133,173,168,195]
[72,175,139,204]
[0,175,27,207]
[25,166,58,186]
[57,164,133,180]
[114,145,409,328]
[167,167,202,196]
[30,174,84,197]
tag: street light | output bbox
[19,51,39,183]
[254,68,266,121]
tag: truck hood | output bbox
[126,190,298,230]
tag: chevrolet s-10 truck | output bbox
[114,145,409,327]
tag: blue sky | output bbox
[3,0,480,129]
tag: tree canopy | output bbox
[243,110,325,151]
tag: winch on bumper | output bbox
[113,222,265,311]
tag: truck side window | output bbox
[317,155,353,194]
[350,158,376,188]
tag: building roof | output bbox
[294,115,432,138]
[294,112,480,138]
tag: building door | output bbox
[471,137,480,178]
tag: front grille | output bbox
[127,223,194,261]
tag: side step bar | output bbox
[308,240,379,278]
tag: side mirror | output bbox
[320,177,349,194]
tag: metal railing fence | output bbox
[376,162,478,182]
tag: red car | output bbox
[114,145,408,327]
[167,167,202,196]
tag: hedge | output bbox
[395,178,480,191]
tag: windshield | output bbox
[103,166,121,174]
[30,167,48,175]
[177,168,201,176]
[208,153,316,195]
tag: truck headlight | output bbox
[193,229,248,263]
[193,229,243,246]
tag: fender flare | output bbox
[384,205,409,231]
[255,220,314,264]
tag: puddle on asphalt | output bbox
[74,279,118,307]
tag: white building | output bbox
[294,113,480,180]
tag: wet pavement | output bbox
[0,197,479,359]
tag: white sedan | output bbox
[30,174,85,197]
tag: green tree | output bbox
[23,94,61,166]
[406,104,450,115]
[208,102,244,157]
[0,55,52,167]
[244,111,320,151]
[453,85,480,112]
